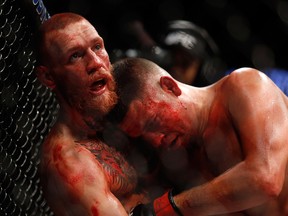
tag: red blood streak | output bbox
[53,145,63,162]
[91,205,99,216]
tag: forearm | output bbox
[173,162,273,215]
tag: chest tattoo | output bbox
[76,140,137,196]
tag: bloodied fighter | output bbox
[35,13,148,215]
[109,57,288,216]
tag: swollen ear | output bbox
[160,76,181,96]
[35,66,56,89]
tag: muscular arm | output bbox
[41,142,129,216]
[173,69,288,215]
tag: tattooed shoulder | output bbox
[76,140,137,196]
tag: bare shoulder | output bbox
[76,139,138,190]
[226,67,271,87]
[215,67,288,119]
[220,67,282,97]
[41,133,137,196]
[41,139,137,215]
[40,136,106,187]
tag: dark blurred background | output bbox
[43,0,288,70]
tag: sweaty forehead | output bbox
[119,98,159,137]
[51,20,97,41]
[58,19,96,36]
[45,20,100,58]
[120,100,147,137]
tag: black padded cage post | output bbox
[0,0,58,215]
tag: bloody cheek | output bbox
[91,205,99,216]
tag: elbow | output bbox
[261,180,282,199]
[254,172,283,199]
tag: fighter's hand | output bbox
[122,193,150,214]
[130,190,183,216]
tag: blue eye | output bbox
[70,52,81,62]
[93,44,102,51]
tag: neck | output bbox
[184,84,215,137]
[56,105,99,140]
[54,90,103,139]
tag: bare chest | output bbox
[201,120,244,176]
[78,140,138,197]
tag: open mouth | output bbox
[171,136,178,147]
[161,134,179,148]
[90,78,107,95]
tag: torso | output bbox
[202,99,244,175]
[157,71,288,215]
[198,73,288,215]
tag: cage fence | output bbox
[0,0,57,215]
